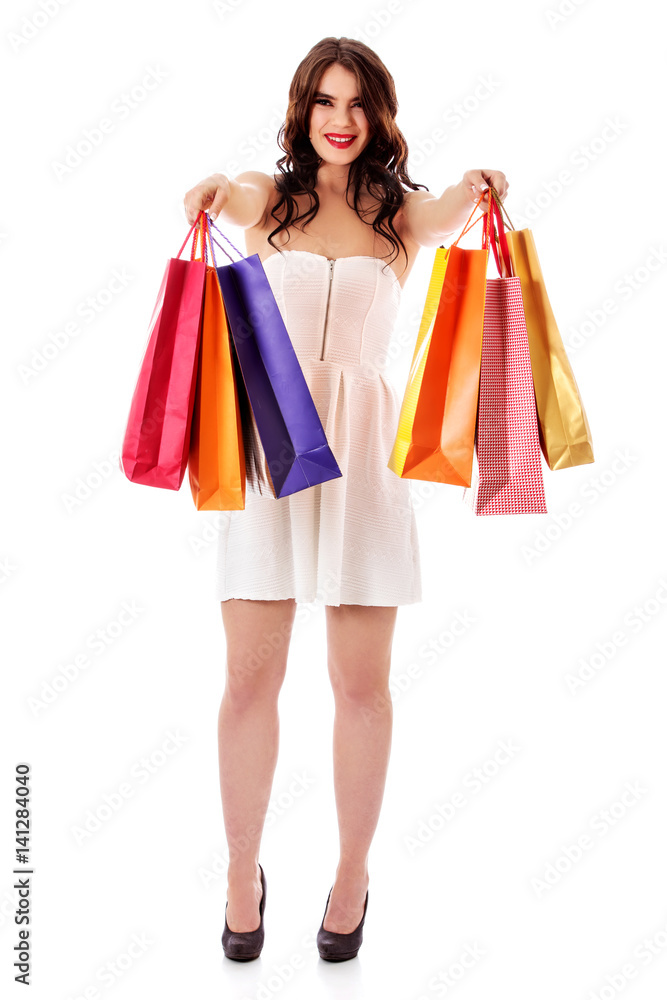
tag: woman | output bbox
[183,36,508,963]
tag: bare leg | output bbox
[322,603,397,932]
[218,597,296,931]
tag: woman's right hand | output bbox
[183,173,231,226]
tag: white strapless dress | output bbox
[214,249,422,607]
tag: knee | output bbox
[328,659,391,709]
[223,649,286,708]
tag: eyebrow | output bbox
[314,91,361,101]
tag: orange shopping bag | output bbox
[187,216,246,510]
[388,191,491,487]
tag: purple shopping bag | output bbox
[207,216,342,499]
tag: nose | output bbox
[329,105,353,128]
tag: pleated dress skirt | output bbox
[214,249,422,607]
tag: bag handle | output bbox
[174,209,245,265]
[206,215,245,263]
[175,212,209,262]
[445,184,514,277]
[449,188,494,249]
[193,214,209,263]
[489,186,517,232]
[483,191,513,278]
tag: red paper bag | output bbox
[120,221,207,490]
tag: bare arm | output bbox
[183,170,275,228]
[402,169,510,247]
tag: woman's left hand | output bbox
[461,169,509,209]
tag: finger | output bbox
[183,181,218,225]
[485,172,509,199]
[184,194,208,226]
[208,187,228,222]
[463,170,486,198]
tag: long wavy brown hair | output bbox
[268,36,428,278]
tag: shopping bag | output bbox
[387,248,449,476]
[388,194,492,487]
[120,218,207,490]
[463,195,547,515]
[207,217,342,499]
[499,201,594,469]
[187,252,246,511]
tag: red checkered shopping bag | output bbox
[463,198,547,515]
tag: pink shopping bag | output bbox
[463,196,547,515]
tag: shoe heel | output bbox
[221,862,266,962]
[316,885,369,962]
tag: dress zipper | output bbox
[320,258,334,361]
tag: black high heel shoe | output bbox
[317,884,369,962]
[221,862,266,961]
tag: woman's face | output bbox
[308,63,371,166]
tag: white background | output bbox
[2,0,666,998]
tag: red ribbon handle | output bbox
[174,210,210,261]
[482,188,512,278]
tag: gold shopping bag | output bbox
[496,194,595,470]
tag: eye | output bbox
[314,98,364,108]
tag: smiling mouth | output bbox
[324,134,356,148]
